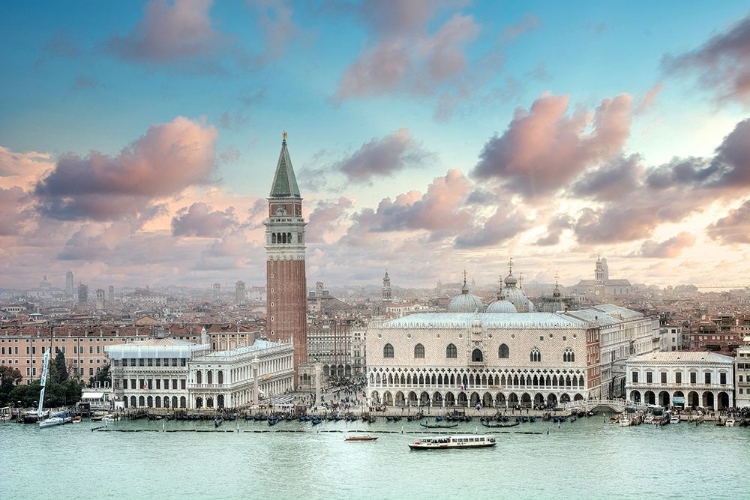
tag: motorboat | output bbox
[670,414,681,424]
[725,418,735,427]
[345,434,378,442]
[408,434,496,450]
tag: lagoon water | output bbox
[1,416,748,500]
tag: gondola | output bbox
[420,420,458,429]
[481,420,520,428]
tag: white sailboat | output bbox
[38,349,64,428]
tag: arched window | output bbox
[563,348,575,362]
[446,343,457,358]
[196,371,202,384]
[383,343,394,358]
[498,343,509,359]
[218,371,224,385]
[530,348,541,363]
[472,348,483,362]
[414,343,425,358]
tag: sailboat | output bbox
[38,350,64,428]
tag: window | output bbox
[704,372,711,384]
[498,344,509,359]
[720,372,726,385]
[632,371,639,383]
[661,372,667,384]
[472,348,483,362]
[563,348,575,362]
[446,343,457,359]
[383,344,394,358]
[690,372,697,384]
[530,348,541,363]
[414,344,425,359]
[676,372,682,384]
[646,372,653,384]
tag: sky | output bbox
[1,0,750,292]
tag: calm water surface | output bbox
[1,416,747,500]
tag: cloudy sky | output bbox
[2,1,750,292]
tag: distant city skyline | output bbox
[1,1,749,290]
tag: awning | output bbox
[673,397,685,404]
[82,392,105,400]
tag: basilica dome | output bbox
[486,298,517,313]
[448,280,485,313]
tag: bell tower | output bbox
[265,132,307,384]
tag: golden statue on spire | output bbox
[283,131,288,141]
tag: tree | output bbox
[0,365,23,406]
[50,351,69,383]
[89,363,111,387]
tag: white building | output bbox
[108,337,206,410]
[625,351,735,410]
[189,339,294,409]
[736,336,750,408]
[107,331,294,410]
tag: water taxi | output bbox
[345,434,378,442]
[408,434,496,450]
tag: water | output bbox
[1,417,747,500]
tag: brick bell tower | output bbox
[265,132,307,385]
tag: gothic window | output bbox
[530,348,541,363]
[446,343,457,358]
[472,349,483,362]
[414,343,425,359]
[272,233,276,244]
[498,343,509,359]
[383,344,394,358]
[287,232,292,243]
[563,348,575,362]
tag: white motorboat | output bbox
[408,434,496,450]
[725,418,735,427]
[670,414,681,424]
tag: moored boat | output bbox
[420,420,458,429]
[39,416,65,428]
[408,434,496,450]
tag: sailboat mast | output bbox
[37,325,52,418]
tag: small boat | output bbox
[103,414,117,423]
[214,417,223,428]
[409,434,496,450]
[72,415,82,423]
[725,418,735,427]
[420,420,458,429]
[670,414,680,424]
[619,414,631,427]
[345,434,378,442]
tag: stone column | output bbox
[252,357,260,407]
[315,362,322,407]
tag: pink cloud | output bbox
[35,117,218,221]
[306,197,353,244]
[343,169,472,244]
[336,2,479,100]
[706,200,750,244]
[637,232,696,258]
[105,0,232,70]
[171,202,238,237]
[337,128,430,183]
[499,14,541,44]
[472,93,632,198]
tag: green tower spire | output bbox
[269,131,301,198]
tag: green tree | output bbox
[0,365,23,406]
[89,363,111,387]
[50,351,69,383]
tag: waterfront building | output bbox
[189,339,294,409]
[625,351,735,410]
[307,316,362,379]
[108,328,294,409]
[265,133,307,384]
[736,336,750,408]
[366,267,658,408]
[0,323,261,385]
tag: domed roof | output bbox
[486,299,517,313]
[449,276,484,313]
